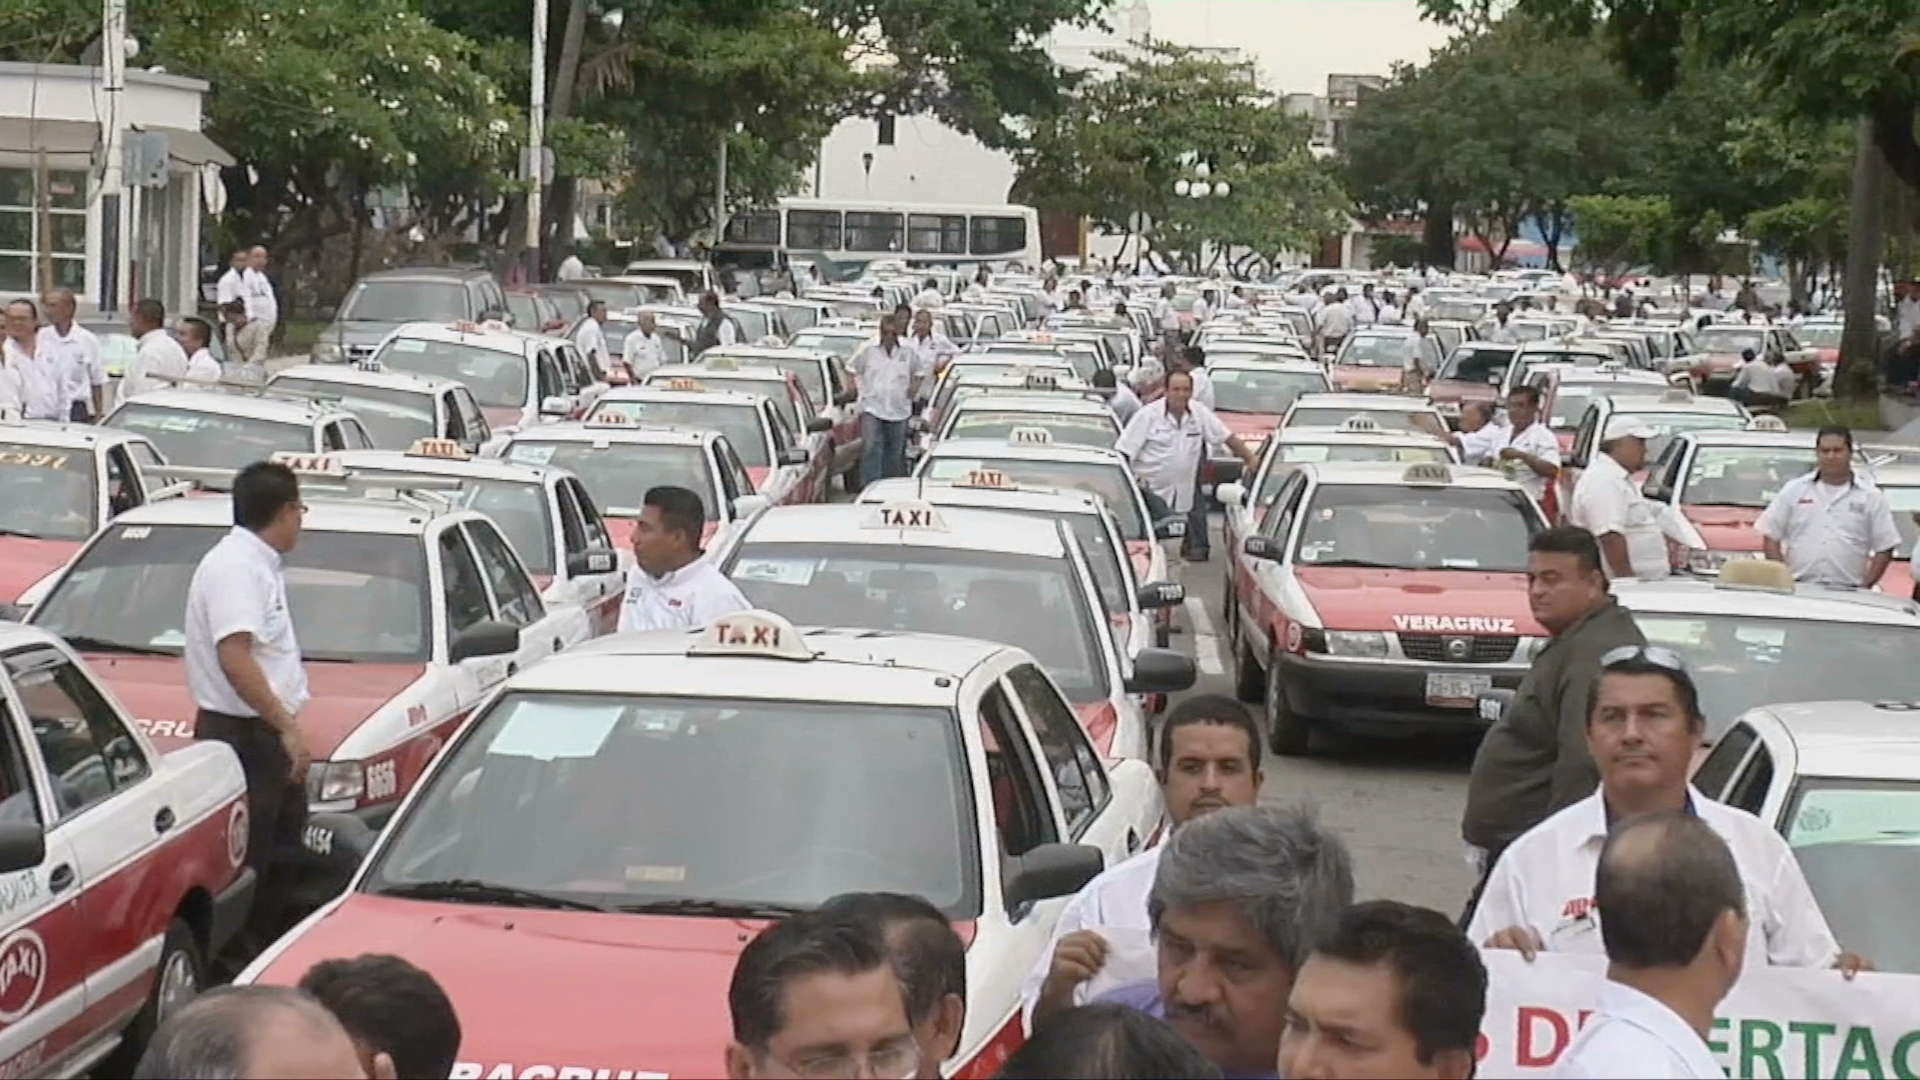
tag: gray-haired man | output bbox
[1095,804,1355,1079]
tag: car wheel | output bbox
[1233,632,1263,703]
[103,917,203,1077]
[1264,648,1311,756]
[1222,576,1237,649]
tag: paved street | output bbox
[1171,516,1476,914]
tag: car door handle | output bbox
[552,637,564,652]
[48,865,74,894]
[154,806,175,834]
[506,662,518,676]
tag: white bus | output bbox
[721,197,1041,268]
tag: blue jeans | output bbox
[860,413,909,487]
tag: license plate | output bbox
[1426,673,1491,708]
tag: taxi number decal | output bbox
[0,452,67,469]
[0,1040,44,1080]
[303,823,333,857]
[365,760,399,802]
[1391,615,1517,634]
[120,526,152,540]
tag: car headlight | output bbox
[311,342,344,363]
[1688,550,1759,576]
[1322,630,1390,658]
[308,760,365,804]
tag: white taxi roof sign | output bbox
[270,451,347,478]
[862,498,950,532]
[1023,372,1060,390]
[1402,463,1453,485]
[1597,360,1625,371]
[687,610,814,661]
[585,410,634,426]
[664,377,706,392]
[406,437,470,460]
[1337,414,1381,432]
[955,469,1016,491]
[1744,415,1790,432]
[1008,426,1054,445]
[705,354,741,371]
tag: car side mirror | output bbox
[1003,842,1105,908]
[566,547,618,577]
[1477,688,1516,724]
[539,395,571,418]
[833,390,858,407]
[1244,534,1283,562]
[1642,479,1672,502]
[777,446,809,467]
[1125,647,1197,695]
[1153,516,1187,540]
[0,822,45,874]
[805,415,833,434]
[1136,581,1185,610]
[733,493,771,518]
[1213,483,1246,508]
[1487,370,1506,385]
[449,620,520,663]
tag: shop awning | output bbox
[0,118,233,168]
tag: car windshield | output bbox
[270,379,436,449]
[1886,486,1920,558]
[1210,368,1330,414]
[1680,446,1814,508]
[108,406,310,478]
[1255,443,1452,505]
[341,282,469,323]
[1430,300,1489,322]
[986,509,1127,616]
[0,444,97,541]
[1285,407,1437,434]
[1549,389,1602,431]
[364,693,976,915]
[337,472,553,576]
[653,374,794,426]
[374,339,528,411]
[750,358,826,410]
[587,400,768,468]
[1293,485,1540,572]
[1782,779,1920,975]
[1438,347,1513,385]
[1798,324,1843,349]
[1610,413,1750,464]
[1432,324,1466,353]
[33,525,429,662]
[727,308,771,341]
[1337,335,1417,368]
[1509,322,1556,342]
[505,440,715,518]
[790,332,867,360]
[947,410,1118,448]
[924,456,1145,540]
[1697,327,1768,355]
[728,543,1109,703]
[1637,616,1920,739]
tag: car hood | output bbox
[0,538,79,605]
[482,406,526,431]
[1330,366,1403,391]
[89,657,426,756]
[1876,557,1912,598]
[1814,347,1840,365]
[1427,379,1498,404]
[324,320,409,347]
[1214,411,1280,441]
[1680,504,1764,550]
[1295,566,1541,635]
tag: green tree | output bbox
[1015,41,1347,271]
[1566,194,1675,282]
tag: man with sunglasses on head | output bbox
[1468,647,1868,973]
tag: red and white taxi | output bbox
[1645,422,1851,578]
[243,610,1165,1079]
[1280,393,1449,438]
[935,394,1121,449]
[639,363,833,498]
[0,422,186,612]
[1424,342,1517,426]
[331,441,628,635]
[928,357,1080,432]
[496,416,771,554]
[1553,388,1749,514]
[366,322,589,437]
[714,500,1197,759]
[105,386,373,481]
[1327,329,1431,393]
[586,384,822,505]
[25,456,593,824]
[1529,362,1671,456]
[1225,462,1550,755]
[1872,465,1920,599]
[700,345,864,483]
[1203,358,1334,490]
[266,363,496,456]
[0,623,251,1078]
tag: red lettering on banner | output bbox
[1517,1006,1572,1068]
[1562,897,1594,920]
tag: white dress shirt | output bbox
[623,329,666,376]
[906,330,958,376]
[617,558,751,632]
[574,318,609,374]
[124,327,189,399]
[556,254,587,281]
[1315,303,1354,342]
[1154,298,1179,332]
[848,340,926,423]
[1569,451,1670,579]
[186,347,223,382]
[216,267,246,306]
[1349,295,1379,326]
[243,267,279,325]
[39,323,103,409]
[1498,420,1562,501]
[1457,420,1510,467]
[1018,845,1161,1027]
[912,288,946,310]
[1467,787,1841,969]
[2,337,71,420]
[1898,296,1920,341]
[185,526,311,719]
[1743,361,1797,398]
[0,359,21,418]
[1553,981,1723,1079]
[1114,399,1232,513]
[1755,472,1901,587]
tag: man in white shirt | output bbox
[184,460,312,962]
[123,298,190,399]
[244,246,279,332]
[1092,368,1141,426]
[622,312,667,377]
[1569,425,1670,580]
[1154,283,1181,358]
[1733,350,1796,410]
[222,300,272,369]
[912,277,945,311]
[1115,370,1256,534]
[1486,306,1519,344]
[215,248,248,307]
[1757,425,1900,587]
[1179,346,1216,409]
[616,485,751,632]
[180,317,224,381]
[905,309,958,378]
[1349,284,1380,327]
[555,250,587,282]
[1190,289,1214,326]
[1,298,71,421]
[40,288,104,420]
[1314,291,1354,359]
[574,300,610,375]
[1496,385,1562,503]
[1471,649,1860,972]
[1897,280,1920,345]
[1021,696,1265,1028]
[1405,286,1429,323]
[1417,401,1507,466]
[1553,810,1747,1079]
[848,315,930,486]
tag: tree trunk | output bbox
[1841,115,1889,397]
[541,0,590,257]
[1868,97,1920,196]
[1541,205,1566,271]
[1421,198,1455,269]
[347,183,368,285]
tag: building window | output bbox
[877,115,896,146]
[908,214,967,255]
[786,209,842,250]
[0,169,88,293]
[844,211,904,253]
[969,214,1028,257]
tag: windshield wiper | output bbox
[1684,501,1765,509]
[377,879,612,912]
[0,527,46,540]
[61,635,177,657]
[616,897,809,919]
[1307,558,1402,569]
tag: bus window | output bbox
[845,212,904,253]
[971,215,1029,257]
[787,210,842,250]
[910,214,969,256]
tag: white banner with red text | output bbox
[1478,951,1920,1079]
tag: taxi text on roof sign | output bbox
[1402,463,1453,485]
[1008,426,1054,445]
[1338,415,1381,432]
[407,438,470,460]
[956,469,1015,491]
[1746,415,1790,432]
[687,610,814,661]
[1023,372,1060,390]
[585,411,633,427]
[862,498,950,532]
[665,378,705,392]
[270,451,347,478]
[705,355,740,370]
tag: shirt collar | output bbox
[138,328,171,346]
[229,525,284,569]
[1582,786,1702,844]
[1591,451,1630,481]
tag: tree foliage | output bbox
[1565,195,1674,281]
[1015,41,1348,270]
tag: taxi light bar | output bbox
[271,451,349,478]
[863,498,950,532]
[1023,373,1061,390]
[704,355,740,371]
[1008,426,1054,445]
[688,610,815,661]
[1744,415,1789,432]
[406,438,470,460]
[1402,463,1453,485]
[955,469,1016,490]
[1337,415,1382,432]
[585,410,634,426]
[664,377,705,392]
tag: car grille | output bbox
[1399,634,1518,664]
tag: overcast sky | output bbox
[1138,0,1456,94]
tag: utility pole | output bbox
[525,0,548,283]
[34,150,51,294]
[99,0,127,312]
[1841,115,1888,392]
[714,129,729,247]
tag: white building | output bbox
[0,62,230,318]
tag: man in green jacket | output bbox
[1461,525,1646,921]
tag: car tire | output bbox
[1264,648,1311,757]
[103,917,204,1077]
[843,457,863,495]
[1233,635,1263,703]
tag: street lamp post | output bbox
[1172,155,1231,270]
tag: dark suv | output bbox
[313,267,510,364]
